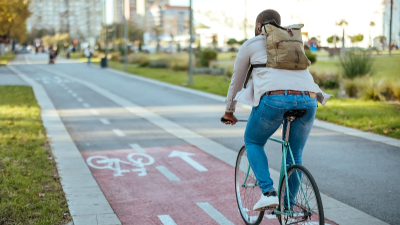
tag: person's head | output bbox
[254,9,281,36]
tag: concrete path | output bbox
[7,53,398,225]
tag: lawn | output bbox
[0,53,16,66]
[0,86,70,224]
[316,99,400,139]
[310,55,400,80]
[107,62,231,96]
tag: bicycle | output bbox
[222,109,324,225]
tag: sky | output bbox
[169,0,389,47]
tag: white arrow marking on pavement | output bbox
[158,215,177,225]
[83,103,90,108]
[196,202,233,225]
[112,129,125,137]
[77,98,83,102]
[129,143,146,153]
[168,150,207,172]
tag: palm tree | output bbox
[369,21,375,48]
[336,19,348,56]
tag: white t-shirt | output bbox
[225,35,331,112]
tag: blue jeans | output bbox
[87,56,91,65]
[244,93,317,198]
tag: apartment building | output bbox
[27,0,103,40]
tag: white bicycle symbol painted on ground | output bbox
[86,153,155,177]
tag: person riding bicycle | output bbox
[221,9,330,211]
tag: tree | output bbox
[327,35,340,48]
[0,0,31,43]
[227,38,238,46]
[348,34,364,46]
[336,19,348,53]
[369,21,375,48]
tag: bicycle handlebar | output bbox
[220,117,248,123]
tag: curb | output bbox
[8,64,121,225]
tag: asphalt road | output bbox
[11,53,400,224]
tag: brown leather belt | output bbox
[266,90,317,98]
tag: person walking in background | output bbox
[48,45,57,64]
[84,45,93,65]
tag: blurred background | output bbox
[1,0,399,138]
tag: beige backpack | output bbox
[262,20,310,70]
[243,20,311,88]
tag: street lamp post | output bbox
[388,0,393,56]
[188,0,193,85]
[124,0,129,71]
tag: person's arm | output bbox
[222,43,251,125]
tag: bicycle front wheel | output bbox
[278,165,324,225]
[235,145,264,225]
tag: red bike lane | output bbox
[82,144,336,225]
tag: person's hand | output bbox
[222,112,238,125]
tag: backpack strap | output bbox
[243,64,266,88]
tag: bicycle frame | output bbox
[242,136,312,217]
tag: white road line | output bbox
[156,166,180,181]
[77,98,83,102]
[90,109,99,115]
[158,215,177,225]
[83,103,90,108]
[129,144,146,153]
[265,215,276,219]
[72,93,78,97]
[196,202,234,225]
[99,118,110,125]
[112,129,125,137]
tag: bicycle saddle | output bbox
[284,110,306,118]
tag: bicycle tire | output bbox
[278,164,324,225]
[235,145,265,225]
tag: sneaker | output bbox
[253,191,279,211]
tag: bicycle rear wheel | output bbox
[278,165,324,225]
[235,145,264,225]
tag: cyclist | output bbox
[221,9,330,211]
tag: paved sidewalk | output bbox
[0,66,28,85]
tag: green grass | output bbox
[0,53,16,66]
[309,55,400,80]
[316,99,400,139]
[107,62,231,96]
[0,86,70,224]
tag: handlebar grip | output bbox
[221,117,232,123]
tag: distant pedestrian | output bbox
[49,45,57,64]
[84,45,93,65]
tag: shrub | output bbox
[305,50,317,64]
[309,70,339,89]
[389,81,400,101]
[340,50,374,79]
[359,78,386,101]
[200,49,217,67]
[343,79,358,98]
[110,52,121,61]
[169,60,189,71]
[226,67,233,78]
[148,60,169,68]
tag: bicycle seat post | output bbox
[284,116,296,143]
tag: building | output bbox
[27,0,103,41]
[382,0,400,48]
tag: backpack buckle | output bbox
[287,28,293,36]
